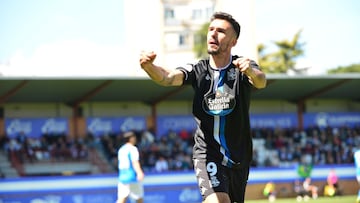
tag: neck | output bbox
[210,53,232,69]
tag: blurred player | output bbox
[117,131,145,203]
[302,177,318,199]
[354,149,360,203]
[294,179,308,202]
[263,181,276,202]
[324,168,339,197]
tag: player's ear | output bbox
[232,38,237,47]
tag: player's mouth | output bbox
[208,40,218,46]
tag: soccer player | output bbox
[140,11,266,203]
[263,181,276,202]
[117,131,145,203]
[354,149,360,203]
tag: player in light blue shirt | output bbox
[354,149,360,203]
[117,131,144,203]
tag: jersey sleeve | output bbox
[176,63,195,85]
[250,59,260,70]
[130,146,140,162]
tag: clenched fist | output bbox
[140,51,157,69]
[232,57,254,76]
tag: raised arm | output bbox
[139,51,184,86]
[232,57,267,89]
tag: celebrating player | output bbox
[140,11,266,203]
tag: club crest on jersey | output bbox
[205,74,211,80]
[227,68,236,81]
[202,91,236,116]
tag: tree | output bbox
[257,43,282,73]
[258,29,306,74]
[193,22,209,59]
[193,24,307,74]
[328,63,360,73]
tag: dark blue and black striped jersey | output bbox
[177,55,258,168]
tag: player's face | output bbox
[207,19,237,55]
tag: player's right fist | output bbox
[140,51,156,68]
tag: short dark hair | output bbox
[211,12,241,39]
[123,131,136,142]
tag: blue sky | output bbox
[0,0,359,76]
[0,0,124,60]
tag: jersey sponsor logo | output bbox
[202,91,236,116]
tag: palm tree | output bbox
[258,29,305,74]
[257,43,282,73]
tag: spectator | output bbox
[140,130,155,148]
[178,128,191,141]
[154,155,169,172]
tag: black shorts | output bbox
[193,158,249,202]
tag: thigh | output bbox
[228,166,249,203]
[204,192,230,203]
[193,158,229,201]
[129,182,144,200]
[117,182,130,199]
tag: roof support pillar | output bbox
[71,105,86,139]
[297,100,305,130]
[150,103,157,134]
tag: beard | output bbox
[207,47,220,55]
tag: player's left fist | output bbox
[233,57,254,76]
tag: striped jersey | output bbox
[177,55,257,168]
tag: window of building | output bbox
[179,33,189,47]
[206,7,213,19]
[164,8,175,20]
[192,9,202,20]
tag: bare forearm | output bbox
[247,68,267,89]
[139,51,183,86]
[142,64,177,86]
[133,161,144,181]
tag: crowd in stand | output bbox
[1,124,360,175]
[98,125,360,172]
[96,128,195,172]
[0,132,89,164]
[251,125,360,167]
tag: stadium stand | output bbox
[3,124,358,178]
[0,74,360,176]
[0,76,359,202]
